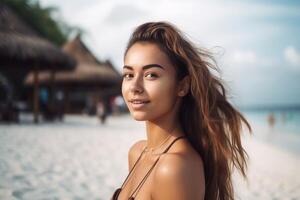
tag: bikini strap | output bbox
[129,135,186,198]
[162,135,186,154]
[120,145,147,189]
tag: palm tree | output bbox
[0,0,77,45]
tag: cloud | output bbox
[284,46,300,68]
[230,50,257,65]
[103,4,147,25]
[222,49,279,72]
[221,50,257,86]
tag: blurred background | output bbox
[0,0,299,199]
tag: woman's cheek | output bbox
[147,79,176,102]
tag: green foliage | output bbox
[0,0,76,46]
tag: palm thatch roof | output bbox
[25,62,120,87]
[25,35,122,87]
[0,4,75,69]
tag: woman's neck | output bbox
[145,116,183,149]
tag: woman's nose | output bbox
[130,74,144,94]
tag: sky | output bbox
[40,0,300,107]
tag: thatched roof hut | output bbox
[25,35,122,114]
[0,4,76,123]
[25,62,120,87]
[25,34,121,89]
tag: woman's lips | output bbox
[129,100,150,109]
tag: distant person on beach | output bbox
[97,101,107,124]
[111,22,251,200]
[267,113,275,128]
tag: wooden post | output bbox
[33,66,39,123]
[49,69,55,117]
[64,87,70,113]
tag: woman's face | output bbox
[122,42,180,121]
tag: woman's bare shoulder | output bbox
[152,142,205,200]
[129,139,147,156]
[155,148,205,183]
[128,139,147,170]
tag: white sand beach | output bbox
[234,130,300,200]
[0,114,299,200]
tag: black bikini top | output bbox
[111,135,186,200]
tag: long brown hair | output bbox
[124,22,251,200]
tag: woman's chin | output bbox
[130,112,148,121]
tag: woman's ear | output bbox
[177,76,190,97]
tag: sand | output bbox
[0,114,299,200]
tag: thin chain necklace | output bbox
[144,127,175,154]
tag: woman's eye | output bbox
[145,73,158,78]
[122,73,133,79]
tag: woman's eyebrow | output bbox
[123,64,165,70]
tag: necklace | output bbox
[144,127,176,154]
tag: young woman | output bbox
[111,22,251,200]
